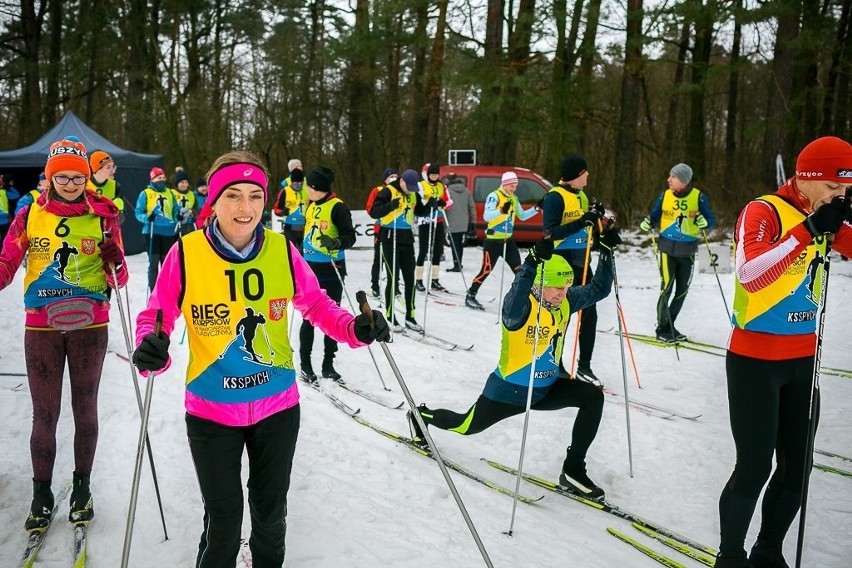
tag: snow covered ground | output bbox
[1,233,850,567]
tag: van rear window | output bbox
[473,176,547,205]
[473,177,500,201]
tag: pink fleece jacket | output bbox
[135,229,367,427]
[0,189,128,328]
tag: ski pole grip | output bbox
[355,291,374,326]
[154,309,163,335]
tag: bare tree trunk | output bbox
[663,18,690,163]
[20,0,46,140]
[43,0,61,128]
[820,0,850,134]
[425,0,448,160]
[797,0,821,141]
[346,0,371,191]
[723,0,743,200]
[408,1,429,167]
[613,0,643,221]
[762,0,800,189]
[687,0,715,181]
[575,0,601,156]
[547,0,585,172]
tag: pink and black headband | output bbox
[207,163,268,205]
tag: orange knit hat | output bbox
[89,150,113,174]
[45,137,89,180]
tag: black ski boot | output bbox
[431,280,446,291]
[749,539,788,568]
[655,326,677,343]
[713,551,751,568]
[575,363,602,387]
[322,355,343,382]
[415,280,426,292]
[68,472,93,524]
[465,292,484,311]
[25,479,54,531]
[300,360,318,385]
[371,284,381,298]
[558,449,605,501]
[407,405,430,448]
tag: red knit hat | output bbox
[149,167,166,180]
[45,137,89,180]
[795,136,852,183]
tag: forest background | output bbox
[0,0,850,226]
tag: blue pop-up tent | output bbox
[0,111,163,254]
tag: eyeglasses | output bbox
[53,174,87,185]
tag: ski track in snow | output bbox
[1,233,850,567]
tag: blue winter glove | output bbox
[695,214,708,229]
[639,216,652,232]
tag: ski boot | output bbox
[300,360,318,386]
[575,363,602,387]
[749,539,788,568]
[655,326,678,344]
[713,551,751,568]
[322,356,343,383]
[407,405,430,448]
[671,327,688,342]
[404,317,423,333]
[371,284,381,298]
[68,472,93,524]
[465,292,484,311]
[431,280,446,292]
[25,479,54,531]
[389,316,404,333]
[558,449,605,501]
[415,280,426,292]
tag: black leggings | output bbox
[187,405,300,568]
[656,253,694,328]
[380,236,416,320]
[26,327,108,480]
[299,277,343,363]
[145,234,177,292]
[717,352,818,556]
[425,378,603,459]
[469,239,521,295]
[417,221,445,266]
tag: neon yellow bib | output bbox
[303,197,345,262]
[660,189,701,241]
[379,187,416,230]
[731,195,827,335]
[180,230,296,403]
[495,296,571,388]
[486,190,516,239]
[551,186,590,250]
[23,203,107,308]
[418,180,445,202]
[172,189,197,211]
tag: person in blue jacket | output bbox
[135,166,179,292]
[640,163,717,343]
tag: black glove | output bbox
[599,226,622,250]
[467,222,475,236]
[426,197,439,208]
[132,332,170,372]
[528,239,554,264]
[354,311,391,344]
[98,237,124,265]
[390,197,401,209]
[318,235,342,250]
[581,205,604,227]
[501,202,512,214]
[436,198,446,208]
[147,212,157,222]
[804,197,848,237]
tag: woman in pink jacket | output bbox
[132,150,389,568]
[0,136,127,531]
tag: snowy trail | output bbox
[1,234,850,567]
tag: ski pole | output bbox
[568,225,593,375]
[701,229,731,321]
[506,253,547,536]
[109,258,169,541]
[650,233,680,361]
[331,260,390,391]
[121,309,164,568]
[614,302,643,389]
[355,291,494,567]
[610,250,634,477]
[146,219,155,302]
[795,239,834,568]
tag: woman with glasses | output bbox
[0,137,128,531]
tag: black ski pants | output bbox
[416,221,445,267]
[469,238,521,296]
[717,352,818,557]
[555,250,597,369]
[656,252,694,328]
[187,405,300,568]
[283,225,304,256]
[145,234,177,292]
[299,277,343,365]
[425,378,603,459]
[449,231,466,268]
[371,228,382,288]
[380,235,416,320]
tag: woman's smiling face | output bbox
[211,183,265,249]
